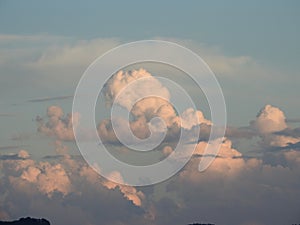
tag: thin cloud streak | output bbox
[27,95,73,103]
[0,113,16,117]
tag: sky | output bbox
[0,1,300,225]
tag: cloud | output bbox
[103,69,170,110]
[1,145,144,206]
[274,127,300,138]
[0,34,71,67]
[28,38,120,69]
[17,150,30,159]
[251,104,287,134]
[99,68,211,145]
[151,107,300,225]
[0,150,29,161]
[0,34,119,68]
[180,108,211,130]
[3,34,300,224]
[225,126,256,139]
[102,172,145,207]
[28,95,73,103]
[162,141,300,225]
[154,37,255,76]
[36,106,79,141]
[0,145,148,225]
[225,105,300,153]
[0,150,70,197]
[250,105,300,148]
[0,34,260,80]
[0,113,16,117]
[185,138,245,179]
[0,35,122,100]
[3,108,300,225]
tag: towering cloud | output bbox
[99,68,212,144]
[103,69,170,112]
[250,105,300,147]
[252,104,287,134]
[100,69,177,141]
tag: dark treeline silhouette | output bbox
[0,217,50,225]
[189,223,215,225]
[0,217,216,225]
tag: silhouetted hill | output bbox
[0,217,50,225]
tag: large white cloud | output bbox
[252,104,287,134]
[98,68,211,144]
[250,105,300,147]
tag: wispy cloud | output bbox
[28,95,73,103]
[0,113,16,117]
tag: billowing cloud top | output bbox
[253,104,287,134]
[10,67,299,225]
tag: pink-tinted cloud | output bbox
[37,106,79,141]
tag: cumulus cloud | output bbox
[101,69,177,140]
[4,103,300,225]
[17,150,30,159]
[162,140,300,225]
[26,61,300,225]
[252,104,287,134]
[0,145,148,225]
[99,68,212,145]
[250,105,300,148]
[0,146,144,207]
[36,106,79,141]
[80,166,145,207]
[183,138,245,180]
[3,34,300,225]
[103,69,170,111]
[1,150,71,197]
[226,105,300,151]
[180,108,211,130]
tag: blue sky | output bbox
[0,1,300,225]
[0,0,300,122]
[1,0,299,68]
